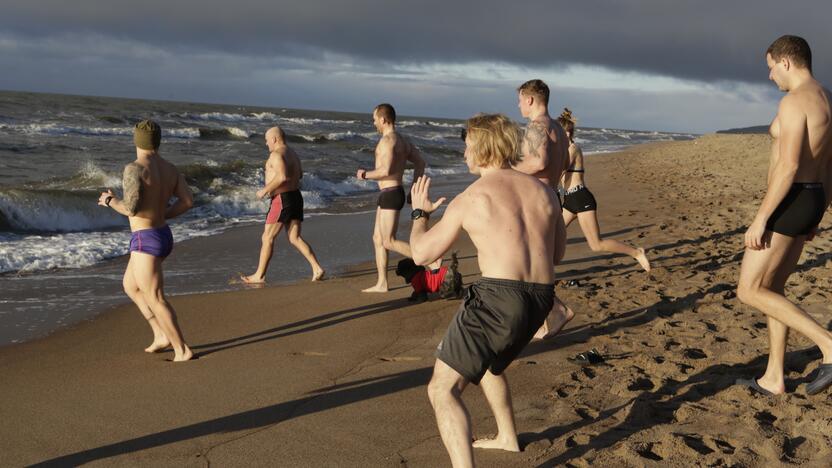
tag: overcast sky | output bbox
[1,1,830,133]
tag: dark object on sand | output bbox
[568,348,604,365]
[396,253,463,303]
[806,363,832,395]
[735,377,774,396]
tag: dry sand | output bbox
[2,134,832,467]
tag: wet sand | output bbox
[3,134,832,466]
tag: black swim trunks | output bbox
[562,184,597,214]
[766,183,826,237]
[266,189,304,224]
[378,186,406,211]
[436,278,554,384]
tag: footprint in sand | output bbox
[574,406,599,420]
[673,433,715,455]
[627,377,655,391]
[754,410,777,427]
[711,438,736,455]
[683,348,707,360]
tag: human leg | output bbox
[286,220,325,280]
[472,370,520,452]
[577,210,650,272]
[363,208,389,292]
[242,222,282,284]
[123,257,169,352]
[131,252,192,361]
[737,233,832,371]
[427,359,474,468]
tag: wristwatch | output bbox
[104,195,114,207]
[411,209,429,220]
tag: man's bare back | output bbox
[451,170,557,283]
[124,156,187,231]
[519,115,570,188]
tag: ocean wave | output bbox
[0,188,126,233]
[399,120,464,129]
[278,117,361,126]
[197,127,252,140]
[178,111,280,123]
[5,122,202,139]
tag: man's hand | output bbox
[744,218,768,250]
[356,169,367,180]
[98,189,115,207]
[411,176,446,214]
[256,188,270,199]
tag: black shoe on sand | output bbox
[735,377,773,396]
[806,363,832,395]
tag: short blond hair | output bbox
[465,114,521,168]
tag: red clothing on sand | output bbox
[411,267,448,294]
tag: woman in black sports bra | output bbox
[557,108,651,272]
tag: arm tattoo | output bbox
[523,122,547,156]
[122,163,143,215]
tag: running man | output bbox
[357,103,426,292]
[97,120,193,361]
[242,126,325,284]
[411,114,560,467]
[736,35,832,395]
[512,79,574,340]
[557,108,651,272]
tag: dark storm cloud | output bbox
[2,0,831,84]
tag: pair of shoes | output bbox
[567,348,604,365]
[735,377,773,396]
[806,363,832,395]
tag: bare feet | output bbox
[534,300,575,340]
[144,339,171,353]
[756,375,786,395]
[240,273,265,285]
[635,248,651,272]
[312,268,326,281]
[362,284,388,293]
[473,436,520,452]
[173,345,194,362]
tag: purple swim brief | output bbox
[129,225,174,259]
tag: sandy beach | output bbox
[3,134,832,467]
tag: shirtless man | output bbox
[736,35,832,395]
[241,126,324,284]
[98,120,193,361]
[357,103,426,292]
[512,79,574,340]
[411,114,559,467]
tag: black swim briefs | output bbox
[562,185,597,214]
[766,182,826,237]
[436,277,554,384]
[266,189,304,224]
[377,186,406,211]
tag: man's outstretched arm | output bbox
[410,176,461,265]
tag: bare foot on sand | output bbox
[312,269,326,281]
[636,248,651,272]
[173,345,194,362]
[144,339,171,353]
[240,274,265,285]
[362,284,388,293]
[534,300,575,340]
[473,436,520,452]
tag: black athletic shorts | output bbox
[436,278,554,384]
[766,183,826,237]
[562,185,597,214]
[378,186,406,210]
[266,189,303,224]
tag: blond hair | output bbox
[465,114,521,168]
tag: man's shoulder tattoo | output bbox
[524,121,547,155]
[122,163,144,215]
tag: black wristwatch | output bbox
[104,195,114,207]
[411,209,429,220]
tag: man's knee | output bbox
[262,230,277,244]
[288,233,303,247]
[736,283,756,306]
[427,376,446,408]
